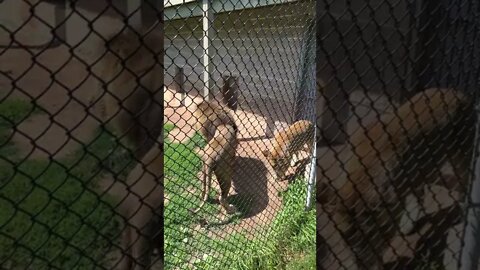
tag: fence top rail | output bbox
[165,0,302,20]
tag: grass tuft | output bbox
[0,99,120,269]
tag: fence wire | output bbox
[0,0,316,270]
[0,0,167,269]
[3,0,480,269]
[164,0,316,269]
[316,0,480,269]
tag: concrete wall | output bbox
[165,2,315,108]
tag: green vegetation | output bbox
[0,99,121,269]
[184,179,316,270]
[164,123,316,270]
[0,98,41,157]
[0,102,315,270]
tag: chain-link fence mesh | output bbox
[316,0,480,269]
[0,0,166,269]
[4,0,479,269]
[0,0,317,269]
[164,0,316,269]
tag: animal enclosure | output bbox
[164,0,316,269]
[0,0,317,269]
[0,0,166,269]
[1,0,479,269]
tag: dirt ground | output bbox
[2,43,466,268]
[0,28,301,270]
[0,42,299,266]
[164,88,296,238]
[0,1,304,269]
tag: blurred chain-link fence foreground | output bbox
[164,0,316,269]
[0,0,316,269]
[316,0,480,269]
[2,0,480,270]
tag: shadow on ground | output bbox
[231,156,269,219]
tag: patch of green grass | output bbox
[0,99,43,158]
[0,158,119,269]
[164,123,176,134]
[285,250,316,270]
[164,124,316,270]
[188,179,316,270]
[0,98,41,126]
[0,99,122,269]
[164,123,208,266]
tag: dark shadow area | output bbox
[385,203,461,270]
[316,200,345,270]
[316,232,331,270]
[230,156,269,219]
[316,138,347,148]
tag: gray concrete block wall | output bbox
[164,4,315,124]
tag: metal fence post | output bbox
[202,0,214,100]
[460,100,480,270]
[305,126,317,211]
[459,3,480,268]
[291,18,316,211]
[460,90,480,270]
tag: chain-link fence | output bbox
[4,0,479,269]
[0,0,166,269]
[316,0,480,269]
[164,0,316,269]
[0,0,316,269]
